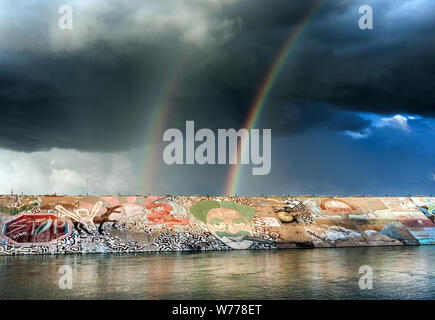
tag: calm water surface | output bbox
[0,247,434,299]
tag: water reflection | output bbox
[0,247,433,299]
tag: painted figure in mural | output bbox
[272,199,308,223]
[145,202,190,226]
[96,205,122,233]
[190,200,256,249]
[55,201,103,233]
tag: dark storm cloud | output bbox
[0,72,65,151]
[221,0,435,116]
[0,0,434,152]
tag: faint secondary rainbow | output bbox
[141,57,185,194]
[225,0,324,196]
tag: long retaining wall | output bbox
[0,195,434,254]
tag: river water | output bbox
[0,247,433,300]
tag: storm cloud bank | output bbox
[0,0,434,152]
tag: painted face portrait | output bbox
[190,200,256,249]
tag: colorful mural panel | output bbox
[303,197,364,246]
[1,213,71,245]
[381,197,435,245]
[411,197,435,221]
[0,195,432,254]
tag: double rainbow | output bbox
[225,0,324,196]
[141,56,185,194]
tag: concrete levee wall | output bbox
[0,195,434,254]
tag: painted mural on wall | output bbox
[0,195,434,255]
[2,213,71,245]
[190,199,256,249]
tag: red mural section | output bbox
[2,213,70,245]
[145,202,190,226]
